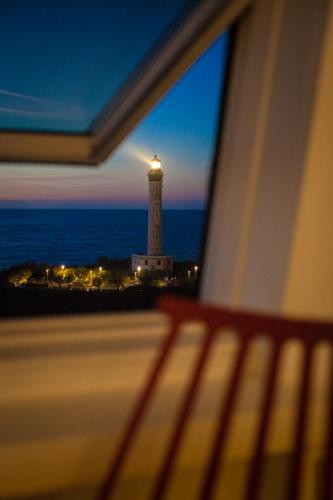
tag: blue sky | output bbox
[0,1,228,208]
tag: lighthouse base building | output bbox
[131,254,172,273]
[132,155,173,275]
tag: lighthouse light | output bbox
[150,155,161,169]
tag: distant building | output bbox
[132,155,173,273]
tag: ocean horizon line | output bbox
[0,207,205,211]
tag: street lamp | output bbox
[187,270,191,278]
[137,266,141,276]
[46,268,49,281]
[194,266,198,279]
[99,266,103,272]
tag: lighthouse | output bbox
[131,155,173,274]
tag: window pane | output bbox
[0,33,230,315]
[0,0,197,133]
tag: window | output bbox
[0,30,230,316]
[0,0,193,134]
[0,0,240,164]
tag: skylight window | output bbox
[0,0,240,164]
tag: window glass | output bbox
[0,32,230,315]
[0,0,197,133]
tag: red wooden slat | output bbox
[244,341,282,500]
[198,339,249,500]
[151,327,216,500]
[97,320,180,500]
[287,345,313,500]
[322,345,333,500]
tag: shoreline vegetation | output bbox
[0,257,199,317]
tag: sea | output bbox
[0,209,206,270]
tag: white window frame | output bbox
[201,0,332,314]
[0,0,251,165]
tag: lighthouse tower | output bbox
[131,155,173,274]
[148,154,163,256]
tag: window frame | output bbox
[200,0,332,312]
[0,0,251,165]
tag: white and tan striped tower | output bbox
[131,154,173,273]
[147,154,163,256]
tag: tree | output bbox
[8,268,32,286]
[140,270,166,287]
[152,278,167,288]
[110,269,131,290]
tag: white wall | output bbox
[282,2,333,319]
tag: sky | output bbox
[0,2,228,209]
